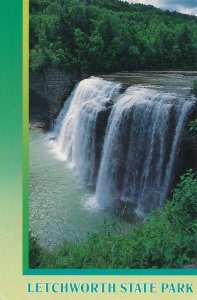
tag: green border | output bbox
[24,269,197,276]
[23,0,197,276]
[23,0,29,274]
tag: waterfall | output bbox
[95,87,194,214]
[54,77,195,215]
[54,77,121,185]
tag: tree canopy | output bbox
[30,0,197,73]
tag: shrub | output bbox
[188,119,197,137]
[191,80,197,96]
[29,171,197,269]
[29,234,43,268]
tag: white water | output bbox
[96,87,194,214]
[54,76,195,215]
[54,77,120,185]
[30,130,130,249]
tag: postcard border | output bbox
[23,0,197,276]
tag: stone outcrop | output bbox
[181,107,197,172]
[92,107,112,184]
[181,133,197,171]
[29,89,50,129]
[30,69,85,128]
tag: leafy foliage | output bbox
[191,80,197,96]
[29,171,197,269]
[29,234,43,268]
[30,0,197,73]
[188,119,197,137]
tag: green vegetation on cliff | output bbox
[30,0,197,73]
[188,119,197,137]
[191,80,197,96]
[30,170,197,269]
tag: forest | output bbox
[30,0,197,74]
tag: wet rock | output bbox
[119,84,130,94]
[30,68,85,128]
[113,198,140,223]
[181,108,197,172]
[91,107,112,185]
[29,89,50,129]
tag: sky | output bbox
[127,0,197,16]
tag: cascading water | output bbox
[54,77,121,185]
[54,76,195,215]
[95,87,194,214]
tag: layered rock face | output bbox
[29,89,50,129]
[29,69,83,128]
[183,136,197,170]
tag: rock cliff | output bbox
[30,69,84,128]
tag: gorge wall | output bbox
[29,68,86,128]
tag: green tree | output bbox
[30,0,197,73]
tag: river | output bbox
[29,129,132,249]
[29,72,196,249]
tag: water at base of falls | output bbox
[96,87,194,214]
[30,129,133,249]
[54,76,195,216]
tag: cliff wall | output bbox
[29,69,84,128]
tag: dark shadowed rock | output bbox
[181,108,197,172]
[91,107,112,185]
[119,84,129,94]
[30,69,86,128]
[29,89,50,129]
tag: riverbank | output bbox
[29,170,197,269]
